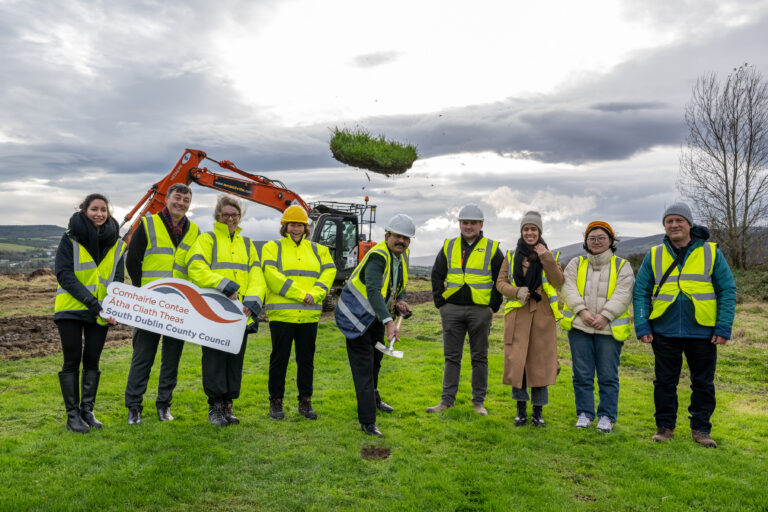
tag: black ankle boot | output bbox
[208,403,228,427]
[532,405,546,427]
[269,398,285,420]
[80,369,103,429]
[514,401,528,427]
[224,400,240,425]
[58,371,89,434]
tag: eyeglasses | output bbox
[220,213,240,219]
[587,236,609,243]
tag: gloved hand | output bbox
[516,287,530,303]
[86,298,102,319]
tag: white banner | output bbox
[100,278,248,354]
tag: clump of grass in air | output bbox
[330,127,418,175]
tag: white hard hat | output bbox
[458,204,484,221]
[385,214,416,238]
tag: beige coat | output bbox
[496,250,564,388]
[561,250,635,335]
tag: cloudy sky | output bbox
[2,0,767,258]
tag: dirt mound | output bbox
[27,268,55,279]
[360,445,391,460]
[0,315,133,360]
[405,290,432,305]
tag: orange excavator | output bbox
[121,149,377,286]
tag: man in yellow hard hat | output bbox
[262,205,336,421]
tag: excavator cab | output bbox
[309,201,376,284]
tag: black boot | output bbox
[269,398,285,420]
[514,401,528,427]
[223,400,240,425]
[208,403,229,427]
[532,405,546,427]
[58,371,89,434]
[298,396,318,420]
[375,390,394,413]
[80,369,103,429]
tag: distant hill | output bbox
[555,233,665,266]
[0,225,65,238]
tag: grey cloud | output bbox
[590,101,667,112]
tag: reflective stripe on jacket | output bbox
[186,222,266,312]
[503,250,562,320]
[561,255,632,341]
[441,236,499,306]
[139,213,199,285]
[649,242,717,326]
[54,237,127,326]
[262,235,337,323]
[335,240,408,339]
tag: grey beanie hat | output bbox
[663,202,693,226]
[520,211,543,233]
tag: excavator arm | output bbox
[121,149,310,242]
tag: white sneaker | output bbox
[596,416,614,433]
[575,413,593,428]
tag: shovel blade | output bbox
[375,342,404,358]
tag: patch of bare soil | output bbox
[0,315,133,360]
[405,290,432,304]
[360,445,391,460]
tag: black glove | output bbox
[246,319,259,334]
[86,298,102,319]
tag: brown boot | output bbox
[652,426,674,442]
[691,429,717,448]
[269,398,285,420]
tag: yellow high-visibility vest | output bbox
[503,250,562,320]
[186,222,266,324]
[560,255,632,341]
[335,240,409,339]
[441,236,499,306]
[139,213,199,285]
[54,237,126,326]
[649,242,717,326]
[262,235,337,323]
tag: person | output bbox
[427,204,503,415]
[186,195,266,426]
[261,205,336,420]
[335,214,414,437]
[54,193,125,433]
[633,203,736,447]
[124,183,199,425]
[561,221,634,433]
[496,211,563,427]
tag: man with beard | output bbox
[335,214,415,437]
[428,204,503,416]
[124,183,199,424]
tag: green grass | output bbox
[2,304,767,511]
[0,242,36,252]
[330,127,418,175]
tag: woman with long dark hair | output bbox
[496,211,564,427]
[54,193,125,433]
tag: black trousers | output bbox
[201,333,248,406]
[124,328,185,409]
[56,319,108,373]
[268,321,318,400]
[346,320,385,425]
[652,333,717,433]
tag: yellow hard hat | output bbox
[281,205,309,225]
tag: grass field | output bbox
[0,242,37,252]
[2,296,767,511]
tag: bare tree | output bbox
[678,64,768,269]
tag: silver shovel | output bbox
[375,315,404,358]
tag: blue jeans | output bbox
[568,329,623,423]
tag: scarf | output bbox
[66,211,119,264]
[159,207,187,245]
[512,237,548,302]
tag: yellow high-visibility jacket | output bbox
[261,235,337,323]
